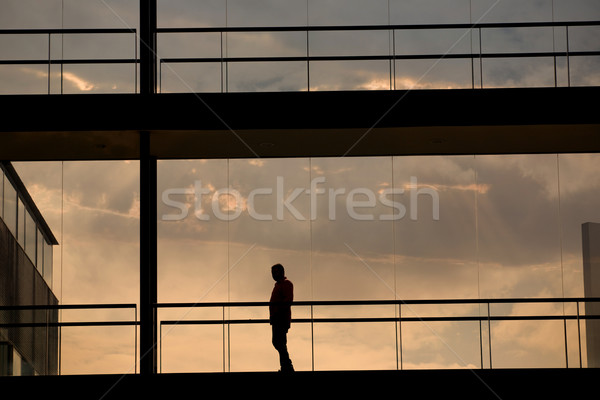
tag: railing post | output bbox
[310,304,315,372]
[479,306,484,369]
[140,0,157,95]
[487,302,492,369]
[564,301,569,368]
[398,303,403,370]
[577,301,582,368]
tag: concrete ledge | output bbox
[1,368,598,399]
[0,87,599,160]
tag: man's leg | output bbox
[272,324,293,372]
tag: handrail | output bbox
[0,28,136,34]
[1,20,599,93]
[0,303,139,328]
[157,297,598,371]
[0,303,137,310]
[155,19,600,91]
[156,297,600,308]
[0,303,139,374]
[0,28,138,94]
[159,51,600,64]
[156,20,600,33]
[0,303,139,327]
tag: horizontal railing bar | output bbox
[0,321,139,328]
[160,314,600,326]
[0,58,139,65]
[0,303,137,311]
[0,28,136,34]
[156,20,600,34]
[156,297,600,309]
[3,50,597,67]
[158,51,599,64]
[4,314,597,327]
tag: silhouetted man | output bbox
[269,263,294,373]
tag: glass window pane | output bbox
[158,0,226,28]
[394,59,473,90]
[482,58,556,88]
[228,32,306,58]
[3,176,17,236]
[227,62,307,92]
[227,158,311,301]
[43,241,53,289]
[0,65,49,95]
[308,0,389,26]
[569,56,600,87]
[310,157,395,301]
[25,210,37,264]
[228,0,308,27]
[17,197,25,246]
[157,32,221,59]
[158,159,229,304]
[13,160,140,374]
[393,155,478,300]
[475,154,562,299]
[159,62,222,93]
[557,154,600,367]
[391,0,471,24]
[310,60,391,91]
[60,64,136,94]
[310,30,390,57]
[37,228,44,272]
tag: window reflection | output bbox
[37,229,44,273]
[5,153,600,374]
[11,160,139,375]
[310,157,395,301]
[43,242,53,289]
[156,153,600,372]
[25,210,36,264]
[393,155,478,300]
[475,154,562,299]
[157,159,229,304]
[3,176,17,236]
[17,197,25,245]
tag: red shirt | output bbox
[269,278,293,326]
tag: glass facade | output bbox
[155,153,600,372]
[11,161,140,375]
[0,0,599,378]
[2,1,599,94]
[3,173,17,237]
[0,163,59,376]
[13,154,598,374]
[0,165,55,289]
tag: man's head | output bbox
[271,263,285,282]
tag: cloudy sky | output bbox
[2,0,600,376]
[12,153,600,374]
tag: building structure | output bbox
[0,2,599,397]
[0,162,59,376]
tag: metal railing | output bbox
[157,297,600,372]
[1,298,598,374]
[157,20,600,91]
[0,28,138,94]
[1,21,599,94]
[0,303,138,375]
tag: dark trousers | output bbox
[271,323,293,371]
